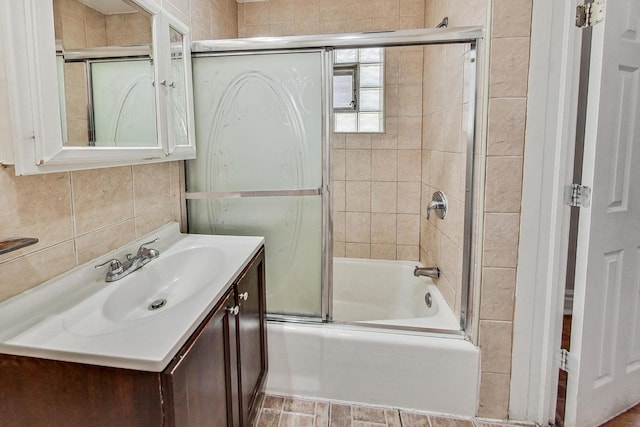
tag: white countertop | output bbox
[0,223,264,372]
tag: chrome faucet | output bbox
[95,238,160,282]
[414,266,440,279]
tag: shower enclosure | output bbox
[186,27,483,337]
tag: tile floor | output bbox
[254,394,531,427]
[256,394,640,426]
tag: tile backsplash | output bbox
[0,162,182,302]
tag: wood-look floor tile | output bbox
[475,422,513,427]
[315,401,330,427]
[352,421,387,427]
[399,412,430,427]
[258,394,640,427]
[352,406,387,422]
[283,397,316,415]
[330,403,352,427]
[279,412,315,427]
[263,395,285,411]
[429,414,474,427]
[256,408,281,427]
[385,409,402,427]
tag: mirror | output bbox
[53,0,158,148]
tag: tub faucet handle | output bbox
[426,191,448,220]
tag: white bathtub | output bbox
[265,258,480,416]
[332,257,460,331]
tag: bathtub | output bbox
[265,258,480,416]
[332,257,460,331]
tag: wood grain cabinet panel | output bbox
[237,250,268,426]
[163,291,235,427]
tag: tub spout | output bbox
[414,266,440,279]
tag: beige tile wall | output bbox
[0,163,182,302]
[238,0,426,37]
[240,0,427,261]
[54,0,108,145]
[419,39,470,318]
[183,0,238,40]
[479,0,531,419]
[54,0,108,50]
[423,0,533,420]
[105,11,152,46]
[332,46,425,261]
[0,0,236,303]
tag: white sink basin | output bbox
[0,223,264,371]
[103,246,225,322]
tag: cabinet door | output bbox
[163,291,236,427]
[236,248,267,426]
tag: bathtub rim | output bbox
[266,314,466,338]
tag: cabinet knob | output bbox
[168,81,176,88]
[159,79,167,86]
[239,292,249,301]
[227,306,239,316]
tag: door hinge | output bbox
[576,1,605,28]
[560,349,572,372]
[565,183,592,207]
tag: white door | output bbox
[565,1,640,426]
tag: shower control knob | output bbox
[239,292,249,301]
[227,306,239,316]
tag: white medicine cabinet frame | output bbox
[0,0,196,175]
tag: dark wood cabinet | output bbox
[162,290,236,427]
[0,247,267,427]
[236,248,267,426]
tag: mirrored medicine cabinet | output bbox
[0,0,196,175]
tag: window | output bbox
[333,48,384,133]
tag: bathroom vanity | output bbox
[0,227,267,427]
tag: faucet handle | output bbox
[95,259,124,274]
[137,238,160,258]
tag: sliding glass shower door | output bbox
[186,51,326,318]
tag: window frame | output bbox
[332,48,385,133]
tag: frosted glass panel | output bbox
[359,88,383,112]
[359,48,383,63]
[360,64,383,87]
[359,112,383,132]
[91,60,157,147]
[188,52,323,193]
[188,51,324,318]
[335,49,357,63]
[188,196,323,317]
[335,112,358,132]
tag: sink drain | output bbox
[149,299,167,310]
